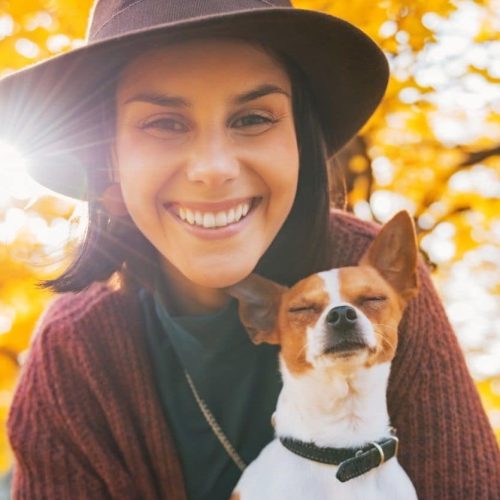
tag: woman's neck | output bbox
[159,259,231,316]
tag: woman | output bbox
[2,1,498,499]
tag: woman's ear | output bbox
[99,183,129,216]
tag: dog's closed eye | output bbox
[357,296,388,308]
[288,304,320,314]
[359,296,387,303]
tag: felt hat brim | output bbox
[0,8,389,200]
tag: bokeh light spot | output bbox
[15,38,40,59]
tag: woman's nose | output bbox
[185,133,240,187]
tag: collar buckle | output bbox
[369,440,385,465]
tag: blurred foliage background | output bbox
[0,0,499,494]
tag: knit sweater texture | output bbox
[7,209,500,499]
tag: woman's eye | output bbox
[232,113,276,131]
[140,117,188,133]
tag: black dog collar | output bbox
[279,434,399,482]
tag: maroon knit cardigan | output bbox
[7,209,500,499]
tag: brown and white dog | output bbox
[226,210,419,500]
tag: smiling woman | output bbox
[1,0,499,499]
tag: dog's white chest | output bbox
[232,439,418,500]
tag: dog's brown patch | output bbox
[278,274,329,375]
[339,266,404,367]
[230,493,240,500]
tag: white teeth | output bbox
[235,204,243,221]
[176,199,254,228]
[203,213,216,228]
[215,211,228,227]
[186,209,195,224]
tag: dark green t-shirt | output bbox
[138,285,282,500]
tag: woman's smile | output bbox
[165,196,263,238]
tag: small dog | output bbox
[226,210,419,500]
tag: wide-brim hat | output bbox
[0,0,389,200]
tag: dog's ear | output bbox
[223,273,287,345]
[359,210,419,302]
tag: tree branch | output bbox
[460,144,500,167]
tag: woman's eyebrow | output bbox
[232,84,290,104]
[123,92,188,107]
[122,84,290,108]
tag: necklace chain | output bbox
[183,370,247,472]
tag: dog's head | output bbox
[224,210,419,375]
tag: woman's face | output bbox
[113,38,299,313]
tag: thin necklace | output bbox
[183,369,247,472]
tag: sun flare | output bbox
[0,140,28,173]
[0,139,42,200]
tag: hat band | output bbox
[89,0,292,42]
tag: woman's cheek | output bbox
[117,136,171,204]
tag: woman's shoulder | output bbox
[29,281,142,358]
[12,281,147,413]
[39,281,133,325]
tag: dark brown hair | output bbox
[41,41,335,293]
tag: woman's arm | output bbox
[8,398,111,499]
[7,314,143,499]
[388,257,500,498]
[7,284,188,500]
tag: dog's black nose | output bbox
[326,305,358,329]
[324,305,365,355]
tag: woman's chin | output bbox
[191,267,256,289]
[160,249,259,285]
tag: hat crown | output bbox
[88,0,293,41]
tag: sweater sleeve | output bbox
[387,256,500,499]
[7,302,142,499]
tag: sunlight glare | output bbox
[0,139,45,199]
[0,140,28,173]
